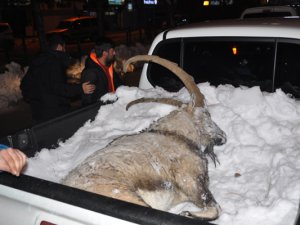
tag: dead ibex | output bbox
[62,55,227,220]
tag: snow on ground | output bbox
[23,83,300,225]
[0,62,25,111]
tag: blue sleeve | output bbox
[0,144,8,172]
[0,144,8,150]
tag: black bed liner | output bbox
[0,102,102,157]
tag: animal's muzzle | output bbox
[214,133,227,146]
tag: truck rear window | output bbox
[275,42,300,98]
[243,12,294,18]
[149,38,275,93]
[149,37,300,98]
[183,39,275,93]
[148,40,181,92]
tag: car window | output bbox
[0,25,10,33]
[72,21,81,29]
[183,39,275,92]
[80,19,90,28]
[148,40,181,92]
[90,19,97,26]
[275,42,300,98]
[243,12,294,18]
[148,37,300,97]
[57,21,72,29]
[149,38,275,92]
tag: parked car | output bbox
[240,5,298,19]
[0,22,14,52]
[47,16,98,43]
[139,17,300,99]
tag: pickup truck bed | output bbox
[0,102,214,225]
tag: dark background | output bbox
[0,0,298,137]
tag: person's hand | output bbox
[0,148,27,176]
[82,81,95,94]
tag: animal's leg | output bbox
[136,187,220,220]
[136,188,177,211]
[181,190,221,220]
[180,205,220,220]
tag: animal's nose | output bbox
[214,134,227,146]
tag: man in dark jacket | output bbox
[20,34,95,123]
[81,40,122,106]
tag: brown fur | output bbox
[62,107,226,220]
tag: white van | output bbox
[240,6,298,19]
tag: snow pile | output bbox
[24,83,300,225]
[0,62,25,110]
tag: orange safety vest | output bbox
[90,52,115,92]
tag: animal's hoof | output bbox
[179,211,194,218]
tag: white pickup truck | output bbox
[1,17,300,225]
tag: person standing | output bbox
[20,34,95,123]
[81,40,122,106]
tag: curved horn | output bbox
[126,98,183,111]
[123,55,205,107]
